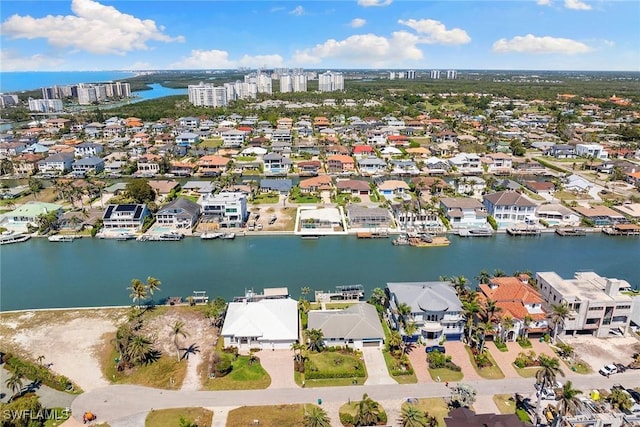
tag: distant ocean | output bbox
[0,71,136,93]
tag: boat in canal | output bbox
[0,231,30,245]
[48,235,77,242]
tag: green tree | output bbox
[535,354,565,424]
[128,279,148,307]
[549,303,570,343]
[557,381,583,417]
[171,320,189,361]
[36,210,59,234]
[126,334,155,365]
[450,383,477,408]
[126,178,155,204]
[28,177,43,199]
[303,405,331,427]
[451,276,468,297]
[398,404,428,427]
[305,328,325,352]
[369,287,387,308]
[353,393,383,426]
[607,388,633,411]
[462,298,482,344]
[475,270,492,285]
[5,370,24,400]
[145,276,162,297]
[205,297,228,328]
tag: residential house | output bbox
[377,180,411,200]
[524,180,555,195]
[483,191,537,227]
[12,153,44,176]
[436,130,458,144]
[423,157,451,175]
[366,130,387,146]
[571,205,627,226]
[199,191,248,227]
[326,145,350,156]
[175,132,200,147]
[336,180,370,195]
[455,176,486,196]
[74,142,103,158]
[445,408,532,427]
[103,123,125,138]
[271,129,292,143]
[535,204,581,227]
[477,275,548,341]
[389,159,420,175]
[564,174,593,193]
[357,157,387,175]
[155,198,200,229]
[439,197,488,229]
[270,141,292,156]
[326,155,355,173]
[37,152,74,175]
[0,201,63,232]
[484,153,513,175]
[299,175,333,193]
[296,160,321,176]
[169,161,196,177]
[221,129,246,148]
[221,298,298,350]
[262,152,292,176]
[346,205,391,229]
[448,153,482,175]
[136,154,161,176]
[308,303,384,349]
[387,135,409,147]
[178,116,200,128]
[72,157,104,176]
[148,180,180,197]
[83,122,105,138]
[576,143,608,160]
[352,145,374,159]
[536,271,633,338]
[102,204,150,231]
[545,144,576,159]
[386,281,465,342]
[0,142,27,157]
[260,178,292,195]
[197,155,230,177]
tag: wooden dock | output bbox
[555,228,587,237]
[603,224,640,236]
[356,231,389,239]
[507,227,541,236]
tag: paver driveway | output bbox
[485,341,521,379]
[406,344,433,383]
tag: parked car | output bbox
[425,345,446,354]
[535,380,563,391]
[614,362,627,373]
[599,364,618,376]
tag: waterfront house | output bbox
[155,198,200,229]
[175,132,200,147]
[308,303,384,349]
[12,153,45,176]
[535,204,581,227]
[169,161,196,177]
[484,153,513,175]
[576,143,608,160]
[72,156,104,176]
[386,281,465,342]
[571,205,627,226]
[199,191,248,228]
[545,144,576,159]
[102,204,150,231]
[346,205,392,229]
[197,155,230,177]
[439,197,488,229]
[260,178,292,195]
[136,154,161,176]
[524,180,555,195]
[37,152,74,175]
[477,275,548,341]
[448,153,482,175]
[482,191,537,228]
[0,142,28,157]
[357,157,387,175]
[221,298,298,350]
[389,159,420,176]
[262,152,292,176]
[377,180,411,200]
[536,271,633,338]
[336,180,371,196]
[296,160,321,176]
[326,155,355,173]
[0,201,63,232]
[352,145,374,159]
[74,142,103,158]
[423,157,451,175]
[299,175,332,193]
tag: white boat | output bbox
[157,231,183,241]
[0,232,31,245]
[201,232,224,240]
[48,235,75,242]
[220,232,236,240]
[115,232,136,241]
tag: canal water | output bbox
[1,234,637,311]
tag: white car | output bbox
[599,364,618,376]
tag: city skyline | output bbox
[1,0,639,72]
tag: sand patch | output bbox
[561,335,640,370]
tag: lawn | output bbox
[227,404,310,427]
[309,301,358,310]
[305,351,367,380]
[252,193,280,204]
[382,350,417,384]
[428,367,464,382]
[200,138,222,148]
[465,346,505,380]
[339,400,388,426]
[408,398,450,426]
[146,408,213,427]
[493,394,517,414]
[290,194,321,203]
[203,354,271,390]
[43,408,71,427]
[515,366,539,378]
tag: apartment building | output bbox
[28,98,63,112]
[188,83,228,107]
[279,73,308,93]
[318,71,344,92]
[199,192,248,228]
[536,271,633,338]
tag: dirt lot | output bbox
[561,335,640,370]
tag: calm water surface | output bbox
[1,234,638,311]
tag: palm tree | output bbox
[396,302,412,330]
[205,297,228,328]
[607,388,633,412]
[305,328,325,352]
[475,270,492,285]
[549,303,570,343]
[387,330,403,357]
[462,298,482,344]
[171,320,189,361]
[291,342,305,371]
[398,404,427,427]
[493,269,506,277]
[369,287,387,308]
[303,405,331,427]
[451,276,468,297]
[353,393,382,426]
[481,298,501,323]
[535,354,565,424]
[521,315,533,341]
[5,370,24,400]
[128,279,147,307]
[127,334,155,365]
[556,381,583,417]
[500,315,514,342]
[145,276,162,297]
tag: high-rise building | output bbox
[447,70,457,79]
[430,70,441,79]
[244,72,273,95]
[188,83,228,107]
[0,94,19,108]
[279,72,307,93]
[28,98,63,112]
[406,70,416,79]
[77,84,98,105]
[389,71,396,80]
[318,71,344,92]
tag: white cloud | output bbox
[350,18,366,28]
[537,0,552,5]
[270,6,286,13]
[0,49,64,71]
[291,31,424,67]
[289,6,305,16]
[0,0,183,55]
[398,19,471,45]
[564,0,591,10]
[357,0,392,7]
[492,34,591,54]
[171,49,284,69]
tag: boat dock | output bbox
[457,228,494,237]
[555,228,587,237]
[507,227,541,236]
[409,236,450,247]
[356,230,389,239]
[314,284,365,302]
[603,224,640,236]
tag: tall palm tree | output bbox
[369,288,387,308]
[521,315,533,340]
[305,328,325,352]
[291,342,305,371]
[5,371,24,400]
[500,315,514,342]
[303,405,331,427]
[353,393,382,427]
[171,320,189,361]
[556,381,583,417]
[535,354,565,424]
[549,303,570,343]
[451,276,468,297]
[481,298,501,323]
[475,270,491,285]
[607,388,633,412]
[398,404,427,427]
[462,298,482,344]
[128,279,147,308]
[145,276,162,297]
[493,269,506,277]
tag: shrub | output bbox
[4,353,76,393]
[517,336,532,348]
[214,357,233,377]
[474,352,492,368]
[328,346,336,352]
[514,351,538,369]
[340,412,354,426]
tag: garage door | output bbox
[360,190,369,195]
[363,340,381,347]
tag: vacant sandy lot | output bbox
[561,335,640,370]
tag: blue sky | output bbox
[1,0,638,71]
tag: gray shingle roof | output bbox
[387,282,462,313]
[308,303,384,340]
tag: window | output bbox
[612,316,627,323]
[586,318,599,325]
[588,306,604,311]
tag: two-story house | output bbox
[72,156,105,176]
[155,198,201,229]
[136,154,161,176]
[357,157,387,176]
[483,191,537,227]
[37,152,74,175]
[377,180,410,200]
[262,152,292,176]
[326,155,355,174]
[175,132,200,147]
[199,191,248,228]
[74,142,104,158]
[448,153,482,175]
[221,129,246,148]
[439,197,488,229]
[102,204,150,231]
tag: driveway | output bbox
[257,349,297,389]
[445,341,481,381]
[405,344,433,383]
[485,341,521,379]
[361,347,396,385]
